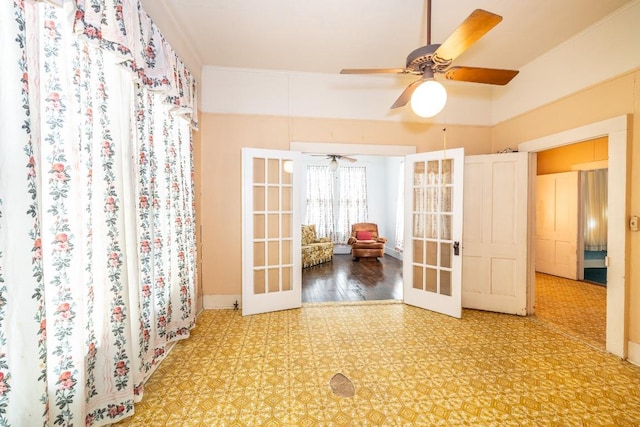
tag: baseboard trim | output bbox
[628,340,640,366]
[203,294,242,309]
[333,244,351,255]
[385,248,403,260]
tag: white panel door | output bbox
[535,172,579,279]
[403,148,464,318]
[241,148,301,315]
[462,152,529,315]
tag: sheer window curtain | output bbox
[304,166,336,240]
[0,1,197,426]
[336,166,369,243]
[584,169,608,251]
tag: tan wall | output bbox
[537,137,608,175]
[198,114,492,297]
[493,72,636,152]
[493,69,640,345]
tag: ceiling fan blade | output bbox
[391,79,423,109]
[341,68,408,74]
[434,9,502,63]
[337,155,357,163]
[444,66,519,85]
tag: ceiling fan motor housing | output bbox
[406,44,451,75]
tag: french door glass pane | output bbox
[254,242,265,267]
[254,158,265,183]
[268,268,279,292]
[413,265,423,290]
[426,268,437,293]
[254,214,265,239]
[426,241,437,266]
[413,239,424,264]
[440,242,451,268]
[268,159,279,183]
[254,270,265,294]
[268,187,279,211]
[282,267,292,291]
[440,270,452,296]
[414,162,425,185]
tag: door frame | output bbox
[518,115,629,358]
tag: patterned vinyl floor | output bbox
[534,272,606,349]
[114,290,640,426]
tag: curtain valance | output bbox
[74,0,198,128]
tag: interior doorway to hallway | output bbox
[532,139,608,345]
[518,115,628,358]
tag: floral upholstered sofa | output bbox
[301,224,334,268]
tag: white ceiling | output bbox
[142,0,633,81]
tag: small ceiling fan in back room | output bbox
[340,0,519,118]
[314,154,357,171]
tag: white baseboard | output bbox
[385,248,403,260]
[333,245,351,255]
[628,340,640,366]
[203,294,242,309]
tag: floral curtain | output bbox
[0,1,197,426]
[583,169,608,251]
[305,166,336,240]
[336,166,369,243]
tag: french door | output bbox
[241,148,301,315]
[403,148,465,318]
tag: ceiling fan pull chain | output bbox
[442,127,447,157]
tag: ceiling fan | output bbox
[340,0,519,113]
[314,154,357,171]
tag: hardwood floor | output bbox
[301,254,403,303]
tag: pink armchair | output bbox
[347,223,387,260]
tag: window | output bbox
[304,166,336,240]
[305,165,369,244]
[583,169,608,251]
[336,166,369,243]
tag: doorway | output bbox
[518,115,628,358]
[533,139,609,347]
[295,143,416,304]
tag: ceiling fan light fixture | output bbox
[283,160,293,174]
[329,158,339,171]
[410,79,447,118]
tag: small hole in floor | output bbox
[330,373,355,397]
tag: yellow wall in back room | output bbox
[536,136,608,175]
